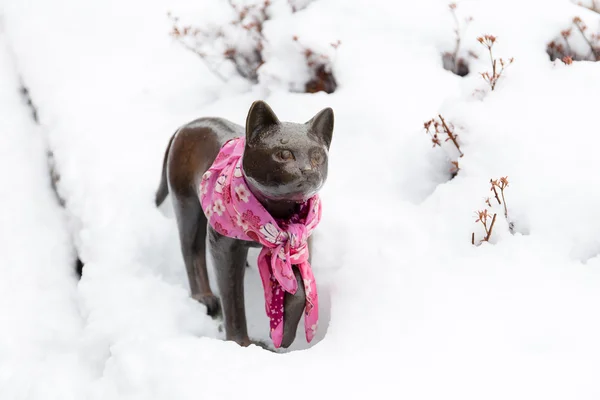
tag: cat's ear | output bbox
[246,100,280,144]
[307,107,334,149]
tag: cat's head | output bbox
[241,100,334,203]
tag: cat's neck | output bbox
[246,183,300,220]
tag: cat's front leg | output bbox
[208,227,251,346]
[280,267,306,348]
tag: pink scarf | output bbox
[198,137,321,348]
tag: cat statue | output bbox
[155,101,333,348]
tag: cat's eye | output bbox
[311,151,325,166]
[275,150,294,162]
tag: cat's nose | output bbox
[300,164,312,173]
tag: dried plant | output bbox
[575,0,600,14]
[472,209,497,245]
[168,0,338,93]
[424,115,463,156]
[472,176,514,245]
[547,17,600,62]
[490,176,510,219]
[442,3,476,76]
[573,17,600,59]
[293,36,340,94]
[450,160,460,176]
[168,0,270,83]
[424,114,463,178]
[477,35,514,91]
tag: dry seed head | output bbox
[561,29,572,38]
[476,209,490,223]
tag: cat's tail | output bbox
[155,132,176,207]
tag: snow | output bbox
[1,0,600,398]
[0,33,89,398]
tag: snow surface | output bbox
[1,0,600,398]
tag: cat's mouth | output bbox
[244,174,321,202]
[265,186,319,203]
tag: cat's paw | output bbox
[192,293,222,319]
[249,339,278,352]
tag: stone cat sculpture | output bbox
[155,100,333,348]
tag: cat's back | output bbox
[180,117,243,144]
[167,117,244,195]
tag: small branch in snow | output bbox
[547,17,600,62]
[490,180,501,205]
[167,1,270,84]
[576,0,600,14]
[293,36,340,94]
[491,177,510,219]
[573,17,600,60]
[472,176,514,245]
[477,35,514,91]
[168,1,338,93]
[473,209,497,245]
[424,115,464,178]
[484,213,497,242]
[451,160,460,176]
[438,114,463,158]
[442,2,475,76]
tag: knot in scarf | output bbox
[198,137,321,348]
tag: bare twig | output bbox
[573,17,600,60]
[477,35,514,91]
[498,177,509,218]
[168,0,338,93]
[473,209,497,245]
[424,115,463,178]
[443,3,473,76]
[439,114,464,157]
[473,177,512,245]
[490,179,502,205]
[168,1,270,83]
[484,213,497,242]
[292,36,339,94]
[577,0,600,14]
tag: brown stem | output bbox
[574,20,600,61]
[450,7,461,68]
[484,213,497,242]
[563,35,573,57]
[426,127,441,147]
[500,188,508,218]
[438,114,464,157]
[471,232,475,245]
[491,182,502,205]
[480,218,488,235]
[488,46,496,90]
